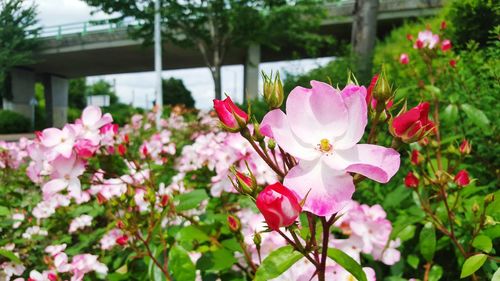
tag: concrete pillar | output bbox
[43,75,68,128]
[244,43,261,101]
[2,69,36,125]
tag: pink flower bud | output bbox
[406,34,414,41]
[74,139,97,159]
[404,172,419,188]
[117,220,125,229]
[441,39,452,51]
[256,182,302,231]
[391,102,435,143]
[459,139,471,155]
[213,96,249,132]
[454,170,470,187]
[399,53,409,65]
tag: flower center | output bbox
[319,139,332,153]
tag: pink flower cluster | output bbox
[333,201,401,265]
[0,138,30,169]
[177,124,277,197]
[27,106,118,219]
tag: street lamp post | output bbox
[154,0,163,129]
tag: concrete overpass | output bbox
[5,0,442,127]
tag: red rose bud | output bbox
[449,59,457,68]
[123,134,130,143]
[213,96,249,132]
[96,193,107,204]
[406,33,413,41]
[366,74,379,106]
[118,144,127,156]
[404,172,419,188]
[411,149,423,165]
[391,102,435,143]
[440,20,447,30]
[454,170,470,187]
[235,170,256,194]
[142,145,149,157]
[48,273,58,281]
[117,220,125,229]
[227,215,241,232]
[160,194,169,207]
[415,39,424,49]
[459,139,471,155]
[116,235,129,246]
[256,182,302,231]
[441,39,452,51]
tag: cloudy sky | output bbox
[32,0,332,109]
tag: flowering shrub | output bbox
[0,22,498,281]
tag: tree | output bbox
[351,0,379,83]
[0,0,39,104]
[83,0,329,99]
[162,78,195,108]
[88,79,119,105]
[69,78,87,110]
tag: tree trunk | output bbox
[212,65,222,100]
[351,0,379,84]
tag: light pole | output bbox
[154,0,163,130]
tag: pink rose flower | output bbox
[261,81,400,216]
[256,182,302,230]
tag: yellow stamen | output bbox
[319,139,332,152]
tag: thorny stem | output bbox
[242,130,285,177]
[238,239,258,274]
[367,110,382,144]
[135,232,172,280]
[277,229,318,266]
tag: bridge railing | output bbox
[30,18,142,39]
[31,0,441,40]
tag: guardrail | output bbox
[29,17,142,39]
[30,0,440,40]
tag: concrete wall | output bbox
[244,44,261,101]
[2,68,36,124]
[43,75,68,128]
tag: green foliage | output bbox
[327,248,367,281]
[0,0,39,102]
[0,110,30,133]
[283,57,352,94]
[69,78,87,110]
[254,246,302,281]
[162,78,195,108]
[448,0,500,50]
[460,254,488,278]
[88,79,119,104]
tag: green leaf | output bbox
[424,85,441,98]
[174,190,209,211]
[176,225,210,244]
[442,104,459,123]
[472,235,492,253]
[254,246,302,281]
[461,104,490,130]
[419,222,436,262]
[460,254,487,278]
[407,254,419,269]
[0,249,21,263]
[492,268,500,281]
[327,248,367,281]
[169,245,196,281]
[429,264,443,281]
[0,206,10,216]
